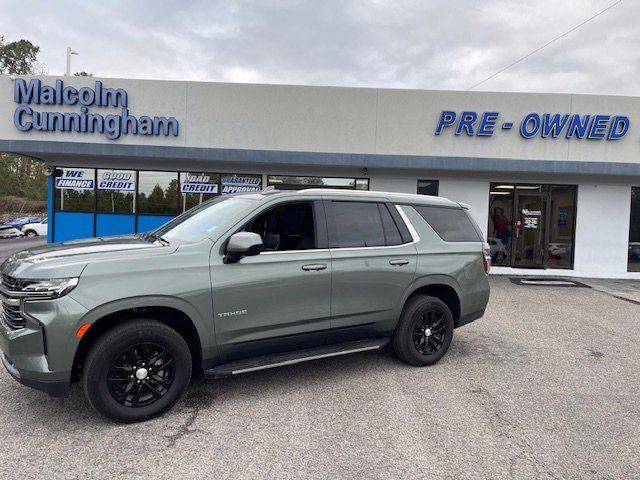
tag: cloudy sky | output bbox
[1,0,637,95]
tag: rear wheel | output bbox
[392,295,454,366]
[82,319,192,423]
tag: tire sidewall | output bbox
[394,296,455,366]
[83,321,192,423]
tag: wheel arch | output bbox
[71,303,205,382]
[402,277,462,327]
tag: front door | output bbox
[512,193,549,268]
[210,200,332,362]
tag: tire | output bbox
[392,295,455,366]
[24,230,37,237]
[82,319,192,423]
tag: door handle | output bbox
[302,263,327,271]
[389,259,409,266]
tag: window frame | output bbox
[325,200,413,249]
[236,199,328,253]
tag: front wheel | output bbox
[392,295,455,366]
[82,319,192,423]
[24,230,37,237]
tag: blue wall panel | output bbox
[47,175,54,243]
[54,212,94,242]
[96,214,135,237]
[137,215,174,233]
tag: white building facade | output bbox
[1,75,639,278]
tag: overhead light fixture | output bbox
[515,185,540,190]
[494,184,514,189]
[489,191,511,195]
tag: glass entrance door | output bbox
[512,193,549,268]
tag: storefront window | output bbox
[487,184,514,266]
[547,185,576,269]
[137,171,178,214]
[54,167,95,212]
[487,183,576,269]
[417,180,439,196]
[180,172,220,212]
[96,169,135,213]
[267,175,369,191]
[629,187,640,272]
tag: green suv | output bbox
[0,189,490,422]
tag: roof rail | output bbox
[261,186,281,195]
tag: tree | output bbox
[0,36,40,74]
[74,71,93,77]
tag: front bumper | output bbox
[0,293,88,397]
[1,352,69,397]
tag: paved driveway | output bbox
[0,276,638,479]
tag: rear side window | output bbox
[329,201,408,248]
[330,201,385,247]
[413,205,481,242]
[379,204,403,246]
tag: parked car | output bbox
[21,218,48,237]
[487,236,508,262]
[5,216,41,231]
[0,189,490,422]
[0,224,24,240]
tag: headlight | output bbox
[22,277,79,298]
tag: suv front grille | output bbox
[0,274,36,330]
[1,300,25,329]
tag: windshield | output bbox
[151,196,256,243]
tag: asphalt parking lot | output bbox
[0,236,46,263]
[0,260,639,478]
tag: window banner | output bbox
[55,170,94,190]
[221,176,261,194]
[180,175,219,194]
[97,171,136,191]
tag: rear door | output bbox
[326,200,417,334]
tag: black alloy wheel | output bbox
[392,295,455,366]
[107,343,176,408]
[413,310,446,356]
[82,319,192,423]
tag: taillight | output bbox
[482,242,491,274]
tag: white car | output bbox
[21,218,48,237]
[487,237,508,262]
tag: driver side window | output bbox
[245,202,316,252]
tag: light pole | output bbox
[66,47,78,76]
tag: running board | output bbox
[204,338,389,377]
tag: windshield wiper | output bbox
[142,232,170,246]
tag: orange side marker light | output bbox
[76,323,91,338]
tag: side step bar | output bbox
[204,338,389,377]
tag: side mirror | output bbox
[225,232,263,263]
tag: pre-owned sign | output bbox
[435,110,630,140]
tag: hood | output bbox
[1,235,177,279]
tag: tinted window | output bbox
[137,171,178,214]
[330,201,386,248]
[96,169,135,213]
[414,205,481,242]
[417,180,439,196]
[54,167,95,212]
[629,186,640,272]
[379,204,403,246]
[245,202,316,251]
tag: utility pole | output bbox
[66,47,78,76]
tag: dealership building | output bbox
[0,75,639,278]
